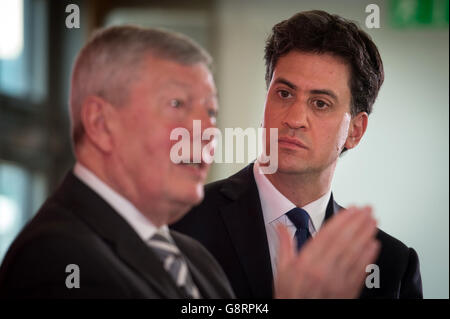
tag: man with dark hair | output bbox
[172,10,423,298]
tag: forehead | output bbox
[272,51,351,93]
[138,55,216,93]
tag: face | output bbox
[263,51,363,176]
[110,56,218,223]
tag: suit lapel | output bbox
[55,172,184,298]
[179,254,210,298]
[218,164,273,298]
[112,231,184,298]
[173,239,219,299]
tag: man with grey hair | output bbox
[0,25,233,298]
[0,25,378,299]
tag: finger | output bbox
[322,207,374,258]
[274,224,297,299]
[288,207,375,299]
[337,213,378,271]
[312,206,364,248]
[305,206,374,294]
[276,223,294,268]
[334,206,376,257]
[298,209,352,262]
[310,206,373,263]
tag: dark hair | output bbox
[264,10,384,116]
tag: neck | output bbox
[76,145,177,228]
[265,164,335,208]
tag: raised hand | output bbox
[274,206,380,299]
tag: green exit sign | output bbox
[390,0,449,28]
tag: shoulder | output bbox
[333,201,415,265]
[204,165,254,200]
[8,192,101,253]
[2,200,103,269]
[171,164,262,241]
[191,164,256,212]
[376,228,420,272]
[361,228,423,298]
[0,197,127,298]
[374,227,421,278]
[375,228,413,262]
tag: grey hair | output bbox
[69,25,212,146]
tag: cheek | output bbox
[264,106,281,127]
[315,118,350,154]
[334,119,351,150]
[123,119,177,183]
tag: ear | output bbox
[80,96,116,153]
[344,112,368,150]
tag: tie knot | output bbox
[148,232,181,256]
[286,207,310,230]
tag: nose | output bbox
[282,100,308,130]
[189,104,216,145]
[192,105,215,132]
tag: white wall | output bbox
[210,0,449,298]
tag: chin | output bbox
[167,190,204,225]
[172,182,204,207]
[278,162,315,175]
[189,183,205,205]
[276,157,304,173]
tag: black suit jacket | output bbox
[172,164,423,299]
[0,171,234,299]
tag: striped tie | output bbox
[147,232,201,299]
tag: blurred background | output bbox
[0,0,448,298]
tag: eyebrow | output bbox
[167,80,219,99]
[273,77,297,90]
[273,77,339,102]
[310,89,338,102]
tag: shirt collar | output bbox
[253,161,331,231]
[73,162,169,242]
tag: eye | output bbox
[208,108,218,118]
[170,99,183,108]
[277,89,292,99]
[312,99,330,109]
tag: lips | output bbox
[178,160,208,179]
[180,162,204,168]
[278,136,308,149]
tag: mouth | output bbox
[180,162,204,168]
[178,160,208,179]
[278,136,308,150]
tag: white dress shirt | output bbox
[253,161,332,276]
[73,162,171,243]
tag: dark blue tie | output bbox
[286,207,311,251]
